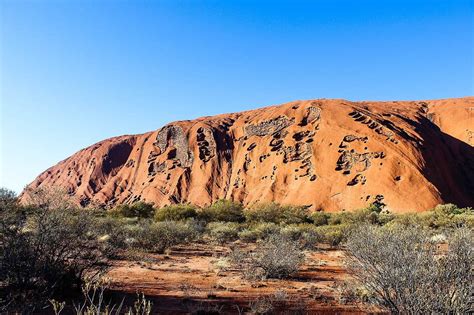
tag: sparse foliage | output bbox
[345,224,473,314]
[71,278,151,315]
[130,220,197,253]
[231,234,304,279]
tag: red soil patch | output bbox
[107,243,381,314]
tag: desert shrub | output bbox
[353,208,380,225]
[345,224,473,313]
[288,224,323,249]
[238,228,260,242]
[451,213,474,228]
[154,204,197,221]
[0,206,109,311]
[376,211,395,225]
[22,186,77,211]
[435,228,474,312]
[417,211,451,228]
[388,212,419,227]
[418,205,474,228]
[254,222,281,238]
[327,211,349,225]
[390,205,474,229]
[239,222,282,242]
[280,224,303,240]
[130,220,196,253]
[244,202,310,224]
[433,203,472,215]
[206,222,240,244]
[309,211,330,226]
[95,216,130,253]
[328,208,384,226]
[231,234,304,279]
[109,202,155,219]
[185,217,207,234]
[0,188,18,211]
[314,224,350,247]
[199,199,245,222]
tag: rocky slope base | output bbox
[25,97,474,212]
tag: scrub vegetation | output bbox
[0,187,472,313]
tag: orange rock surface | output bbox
[25,97,474,212]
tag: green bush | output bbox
[281,224,323,249]
[206,222,240,244]
[433,204,472,215]
[95,216,130,253]
[238,228,261,242]
[280,224,303,240]
[199,199,245,222]
[315,224,350,247]
[388,205,473,229]
[327,208,388,226]
[377,212,396,225]
[388,213,419,227]
[451,213,474,228]
[310,211,330,226]
[130,221,196,253]
[238,222,323,246]
[244,203,309,224]
[251,222,282,240]
[154,204,197,221]
[109,202,155,219]
[238,222,286,243]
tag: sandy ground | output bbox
[107,242,380,314]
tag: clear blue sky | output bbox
[1,0,473,193]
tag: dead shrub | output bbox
[130,220,197,253]
[345,224,473,313]
[231,234,304,280]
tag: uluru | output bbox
[25,97,474,213]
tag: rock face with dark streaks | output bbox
[24,97,474,212]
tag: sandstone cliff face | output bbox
[25,97,474,212]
